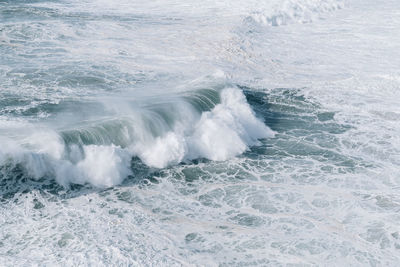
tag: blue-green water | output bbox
[1,0,400,265]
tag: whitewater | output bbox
[1,0,400,265]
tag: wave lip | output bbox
[0,87,274,188]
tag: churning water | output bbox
[1,0,400,265]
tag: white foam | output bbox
[133,132,186,168]
[76,145,132,187]
[188,88,274,161]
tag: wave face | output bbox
[2,0,400,266]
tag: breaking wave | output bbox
[0,87,274,188]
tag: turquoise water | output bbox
[1,0,400,265]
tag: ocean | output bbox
[1,0,400,265]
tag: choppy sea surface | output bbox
[1,0,400,265]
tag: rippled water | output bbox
[1,0,400,265]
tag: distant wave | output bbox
[246,0,344,26]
